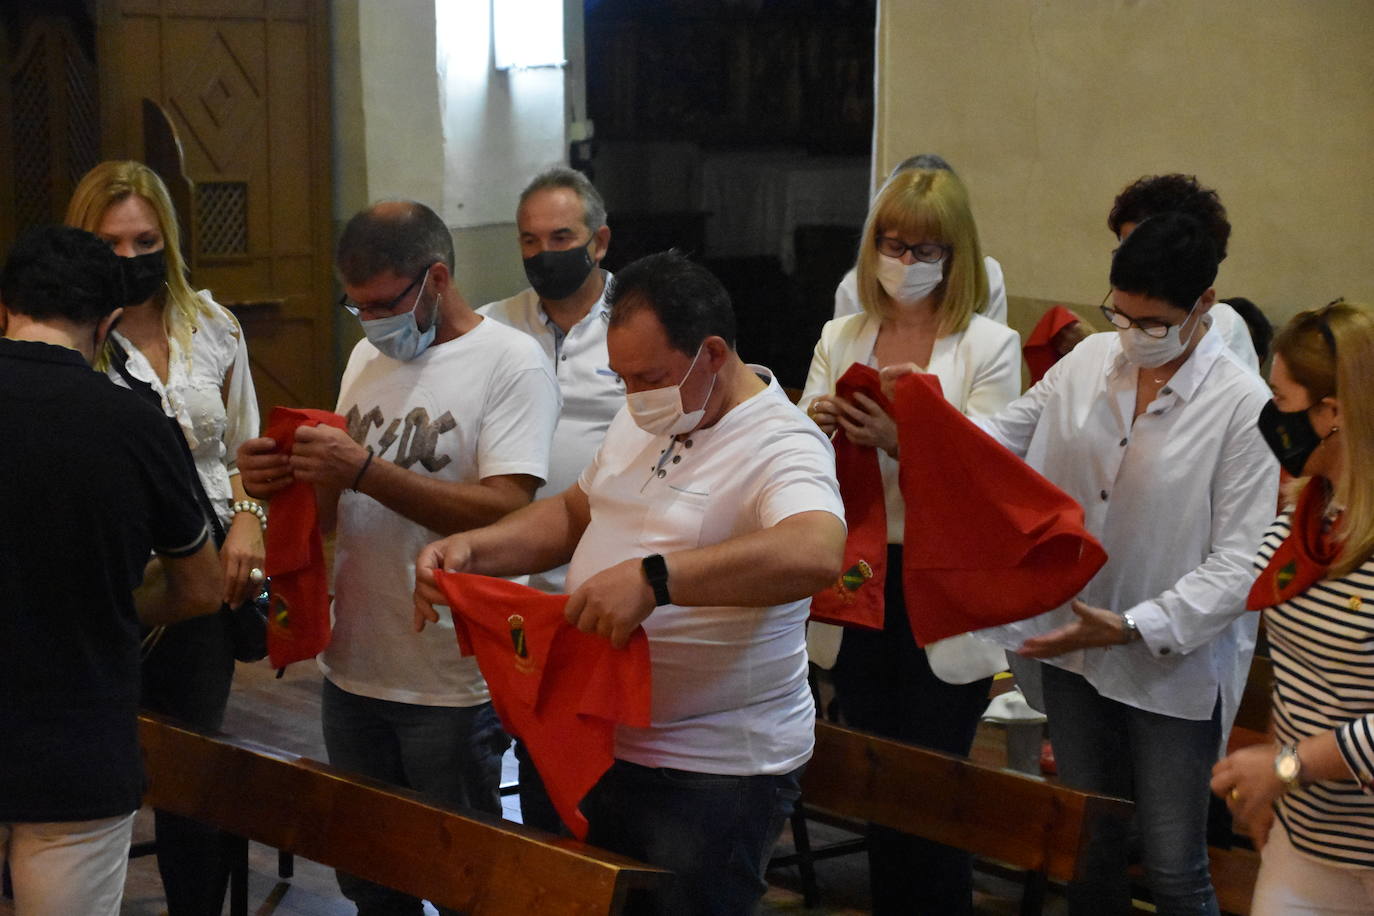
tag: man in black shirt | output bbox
[0,226,222,915]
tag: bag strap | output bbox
[109,337,227,548]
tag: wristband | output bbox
[351,446,375,491]
[642,554,672,606]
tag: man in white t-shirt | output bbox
[477,167,626,832]
[239,201,559,915]
[415,251,847,915]
[834,153,1009,325]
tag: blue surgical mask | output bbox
[359,271,436,361]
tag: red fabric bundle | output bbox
[433,571,652,840]
[1023,305,1083,384]
[808,363,891,630]
[892,373,1107,645]
[262,407,348,669]
[1247,476,1339,610]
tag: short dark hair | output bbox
[1109,212,1218,313]
[336,200,455,286]
[891,153,953,177]
[0,226,124,325]
[1221,296,1274,364]
[1108,174,1230,261]
[607,250,736,353]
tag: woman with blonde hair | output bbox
[67,159,262,915]
[800,167,1020,914]
[1212,301,1374,914]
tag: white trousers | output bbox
[0,812,136,916]
[1252,821,1374,915]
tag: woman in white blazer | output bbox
[799,167,1020,916]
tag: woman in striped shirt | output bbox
[1211,301,1374,914]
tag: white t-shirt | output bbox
[320,318,561,706]
[478,279,624,592]
[568,369,844,775]
[833,257,1009,325]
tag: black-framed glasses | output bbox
[338,266,431,318]
[1099,291,1176,339]
[875,236,949,263]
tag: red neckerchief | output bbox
[1248,476,1340,610]
[891,372,1107,645]
[434,571,652,840]
[1022,305,1082,384]
[262,407,348,670]
[808,363,893,630]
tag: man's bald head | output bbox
[336,200,455,286]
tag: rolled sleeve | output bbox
[1337,717,1374,793]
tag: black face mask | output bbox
[1257,399,1324,477]
[120,249,168,305]
[523,243,595,302]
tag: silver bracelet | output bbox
[231,499,268,531]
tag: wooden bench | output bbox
[138,714,671,915]
[777,720,1134,914]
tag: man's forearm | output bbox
[465,490,585,578]
[661,511,845,608]
[356,457,532,535]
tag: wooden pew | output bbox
[138,714,670,916]
[786,721,1134,913]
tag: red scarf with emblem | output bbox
[262,407,348,669]
[434,571,652,840]
[808,363,890,630]
[1248,476,1340,610]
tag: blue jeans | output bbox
[321,679,510,916]
[1041,665,1221,916]
[582,759,804,916]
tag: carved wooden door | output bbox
[97,0,334,413]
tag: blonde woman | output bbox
[1212,302,1374,914]
[799,167,1019,915]
[66,160,261,915]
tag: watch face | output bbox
[1277,748,1301,783]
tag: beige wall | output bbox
[877,0,1374,328]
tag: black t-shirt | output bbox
[0,338,210,821]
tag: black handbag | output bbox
[110,338,269,662]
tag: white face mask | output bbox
[625,342,717,437]
[875,254,945,306]
[359,271,437,361]
[1116,298,1202,369]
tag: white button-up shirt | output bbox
[976,326,1278,727]
[479,275,624,592]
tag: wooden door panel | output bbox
[99,0,334,413]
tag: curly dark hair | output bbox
[0,226,124,324]
[1108,174,1230,261]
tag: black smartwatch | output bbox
[642,554,672,606]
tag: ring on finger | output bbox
[249,567,266,586]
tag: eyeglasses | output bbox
[338,266,431,318]
[1099,291,1179,339]
[875,236,949,263]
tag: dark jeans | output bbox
[140,611,236,916]
[582,759,803,916]
[829,545,991,916]
[321,679,510,916]
[1041,664,1221,916]
[512,738,567,835]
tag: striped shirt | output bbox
[1258,512,1374,868]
